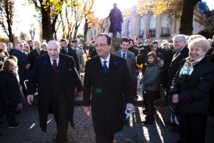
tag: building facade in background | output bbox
[87,1,211,43]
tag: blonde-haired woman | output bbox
[170,38,214,143]
[0,59,22,128]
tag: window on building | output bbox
[149,14,156,37]
[161,13,170,37]
[139,16,145,38]
[127,21,131,37]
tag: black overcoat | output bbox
[0,71,22,116]
[83,54,134,134]
[166,46,189,94]
[170,58,214,114]
[60,46,80,72]
[12,50,30,84]
[27,54,83,132]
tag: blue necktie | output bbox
[103,61,108,73]
[123,52,126,58]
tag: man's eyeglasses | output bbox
[95,43,108,48]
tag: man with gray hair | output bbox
[166,34,189,131]
[27,40,83,143]
[28,40,46,71]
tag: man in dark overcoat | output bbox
[28,40,46,71]
[166,34,189,130]
[12,42,30,95]
[60,38,80,72]
[167,35,189,99]
[83,33,135,143]
[27,40,83,143]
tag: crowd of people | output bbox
[132,34,214,143]
[0,33,214,143]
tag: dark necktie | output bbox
[103,61,108,74]
[52,60,57,70]
[123,52,126,58]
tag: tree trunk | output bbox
[73,23,80,39]
[179,0,200,35]
[4,0,13,42]
[40,1,53,41]
[83,18,88,43]
[52,15,58,40]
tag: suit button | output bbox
[105,79,107,81]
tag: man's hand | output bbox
[83,106,91,116]
[27,95,34,105]
[26,64,30,69]
[126,103,135,112]
[172,94,179,104]
[77,91,83,96]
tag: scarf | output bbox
[179,56,204,76]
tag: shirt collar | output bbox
[100,54,110,68]
[50,56,59,65]
[121,50,127,56]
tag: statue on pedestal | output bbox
[109,3,123,38]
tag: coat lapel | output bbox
[58,54,66,82]
[94,56,106,76]
[172,51,181,62]
[115,50,121,57]
[42,55,52,91]
[108,54,118,76]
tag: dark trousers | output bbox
[144,90,157,121]
[132,73,138,96]
[53,102,69,143]
[96,133,114,143]
[6,104,17,126]
[179,114,207,143]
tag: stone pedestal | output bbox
[111,38,121,52]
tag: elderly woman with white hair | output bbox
[170,38,214,143]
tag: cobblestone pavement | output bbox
[1,76,214,143]
[1,98,214,143]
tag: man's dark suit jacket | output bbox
[27,54,83,132]
[167,46,189,95]
[12,49,30,84]
[83,54,134,135]
[114,50,137,75]
[60,46,80,72]
[28,49,46,71]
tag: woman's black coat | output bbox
[170,58,214,114]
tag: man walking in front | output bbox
[83,33,135,143]
[27,40,83,143]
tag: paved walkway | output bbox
[0,97,214,143]
[1,75,214,143]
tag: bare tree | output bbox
[0,0,14,42]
